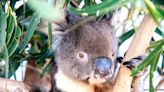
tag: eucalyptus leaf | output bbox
[15,25,22,37]
[48,22,52,49]
[119,29,135,46]
[68,0,133,15]
[8,39,18,57]
[149,49,161,92]
[6,10,15,45]
[147,38,164,50]
[18,15,40,53]
[0,10,9,78]
[155,27,164,37]
[0,11,6,53]
[131,42,164,76]
[144,0,162,23]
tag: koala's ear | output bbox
[65,10,81,24]
[51,10,81,52]
[52,30,65,52]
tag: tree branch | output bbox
[0,78,31,92]
[112,14,157,92]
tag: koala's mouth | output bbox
[86,71,113,84]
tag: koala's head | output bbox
[54,18,118,84]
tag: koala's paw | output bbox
[123,56,145,70]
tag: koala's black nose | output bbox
[94,57,113,78]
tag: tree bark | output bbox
[0,78,31,92]
[112,14,157,92]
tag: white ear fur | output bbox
[52,31,65,52]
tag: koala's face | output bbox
[55,19,118,84]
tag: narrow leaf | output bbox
[6,11,15,44]
[131,42,164,76]
[0,11,6,53]
[15,25,22,37]
[18,15,40,53]
[144,0,162,23]
[0,10,9,78]
[8,39,18,57]
[149,50,161,92]
[68,0,132,15]
[48,22,52,49]
[155,27,164,37]
[119,29,135,46]
[147,38,164,50]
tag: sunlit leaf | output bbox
[27,0,63,21]
[144,0,162,23]
[131,42,164,76]
[147,39,164,50]
[68,0,133,15]
[149,49,162,92]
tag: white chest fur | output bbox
[54,70,94,92]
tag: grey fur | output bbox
[52,18,119,92]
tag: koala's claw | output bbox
[117,57,123,63]
[123,55,145,70]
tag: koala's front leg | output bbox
[122,56,145,70]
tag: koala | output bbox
[51,16,143,92]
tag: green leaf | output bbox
[8,39,18,57]
[149,49,161,92]
[162,54,164,69]
[149,68,154,92]
[119,29,135,46]
[155,27,164,37]
[144,0,162,23]
[0,11,6,53]
[48,22,52,49]
[84,0,92,6]
[68,0,133,15]
[40,62,52,77]
[156,7,164,18]
[147,38,164,50]
[9,62,17,80]
[15,25,22,37]
[0,10,9,78]
[131,42,164,76]
[7,26,21,55]
[27,0,63,21]
[6,11,15,45]
[65,0,70,6]
[18,15,40,53]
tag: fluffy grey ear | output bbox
[65,10,81,24]
[52,30,65,52]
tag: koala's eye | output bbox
[111,52,116,57]
[77,52,88,61]
[112,53,115,56]
[79,52,84,58]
